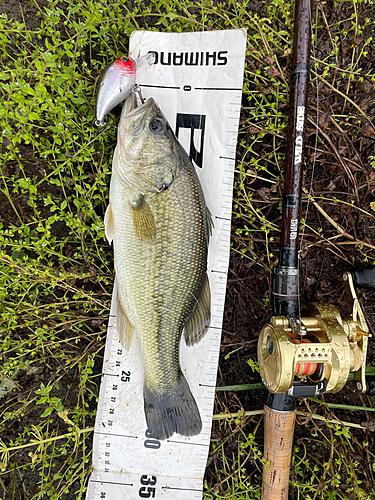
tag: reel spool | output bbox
[258,272,370,396]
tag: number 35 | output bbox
[139,475,157,498]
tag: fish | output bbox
[104,96,212,440]
[95,52,154,127]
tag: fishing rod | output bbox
[257,0,373,498]
[259,1,312,496]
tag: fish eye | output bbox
[149,118,164,135]
[120,56,129,62]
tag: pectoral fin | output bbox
[104,203,114,244]
[129,194,156,243]
[116,293,135,350]
[184,273,211,346]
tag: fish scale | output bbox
[107,97,210,439]
[113,160,207,384]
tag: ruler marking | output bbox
[140,84,180,89]
[194,86,242,91]
[167,440,209,447]
[94,432,138,439]
[90,480,133,487]
[163,487,203,492]
[215,216,231,221]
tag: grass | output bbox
[0,0,374,498]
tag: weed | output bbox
[0,0,374,498]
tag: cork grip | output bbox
[262,406,297,500]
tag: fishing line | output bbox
[192,0,205,169]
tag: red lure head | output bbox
[114,56,136,76]
[96,56,137,126]
[95,53,154,127]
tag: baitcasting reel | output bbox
[258,271,372,397]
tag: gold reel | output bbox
[258,272,370,395]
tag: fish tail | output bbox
[143,372,202,440]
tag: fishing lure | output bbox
[95,52,154,127]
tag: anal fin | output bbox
[205,207,214,245]
[116,293,135,350]
[184,273,211,346]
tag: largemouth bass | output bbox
[104,96,212,440]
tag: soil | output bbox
[1,0,375,499]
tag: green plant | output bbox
[0,0,374,498]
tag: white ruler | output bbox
[87,29,246,499]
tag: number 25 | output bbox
[121,370,130,382]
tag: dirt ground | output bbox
[1,0,375,499]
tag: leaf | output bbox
[319,110,331,129]
[361,419,375,431]
[248,126,260,135]
[370,202,375,211]
[41,407,53,418]
[0,374,18,399]
[22,86,35,96]
[165,12,180,20]
[17,178,30,190]
[263,54,274,65]
[247,359,260,373]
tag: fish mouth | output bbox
[123,98,155,135]
[126,97,155,117]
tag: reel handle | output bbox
[353,267,375,290]
[262,393,297,500]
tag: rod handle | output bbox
[262,406,296,500]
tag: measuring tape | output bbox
[86,29,247,499]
